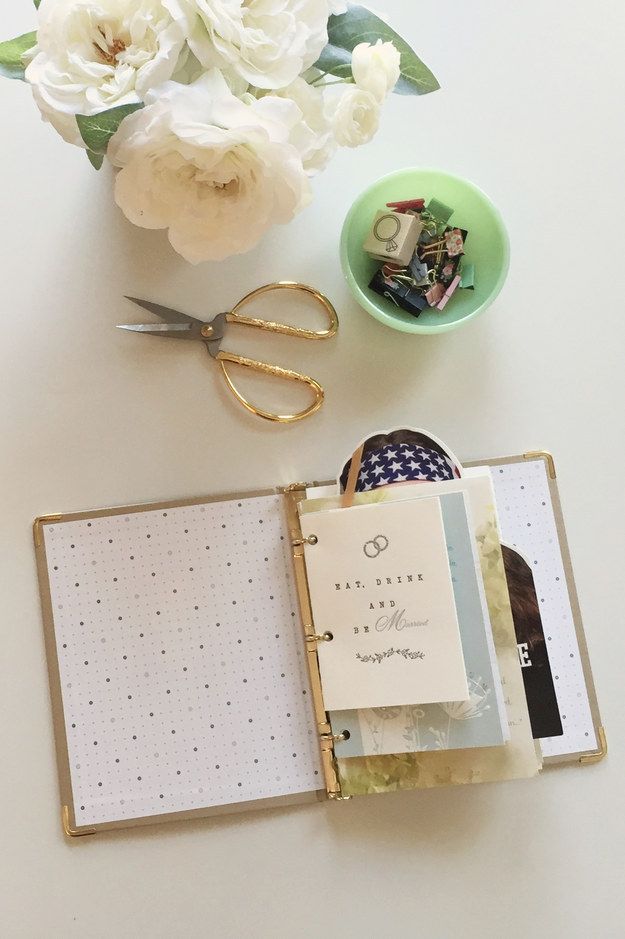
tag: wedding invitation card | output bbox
[302,472,541,796]
[330,491,508,756]
[300,497,469,711]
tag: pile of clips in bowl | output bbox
[364,197,475,317]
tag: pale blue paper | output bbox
[332,491,505,756]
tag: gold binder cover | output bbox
[34,452,605,835]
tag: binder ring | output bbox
[291,534,318,546]
[305,631,333,643]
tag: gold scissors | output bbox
[118,282,339,423]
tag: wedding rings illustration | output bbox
[363,535,389,558]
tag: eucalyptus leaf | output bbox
[76,103,143,156]
[0,31,37,81]
[315,5,439,96]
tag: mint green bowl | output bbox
[340,167,510,334]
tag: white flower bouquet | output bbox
[1,2,439,263]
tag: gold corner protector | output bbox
[283,482,309,493]
[523,451,556,479]
[62,805,97,838]
[33,514,63,548]
[579,726,608,765]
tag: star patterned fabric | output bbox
[355,445,458,492]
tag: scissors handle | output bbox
[227,282,338,340]
[216,350,324,423]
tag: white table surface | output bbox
[2,2,623,936]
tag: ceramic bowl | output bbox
[340,167,510,334]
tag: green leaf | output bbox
[86,150,105,171]
[34,0,41,8]
[0,31,37,80]
[76,103,143,155]
[314,5,439,96]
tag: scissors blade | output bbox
[124,296,206,326]
[117,323,197,338]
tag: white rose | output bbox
[26,0,185,145]
[351,40,401,102]
[328,85,380,148]
[108,71,311,263]
[272,78,336,174]
[163,0,330,89]
[328,1,347,11]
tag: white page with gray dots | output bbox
[468,460,599,758]
[42,494,322,827]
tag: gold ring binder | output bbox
[32,461,603,834]
[284,485,343,800]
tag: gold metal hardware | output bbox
[291,534,318,546]
[579,726,607,764]
[318,734,343,798]
[33,514,63,548]
[283,482,309,494]
[62,805,97,838]
[216,351,325,424]
[284,486,343,800]
[524,450,557,479]
[200,324,214,338]
[213,281,338,424]
[228,281,339,340]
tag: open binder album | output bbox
[34,439,605,836]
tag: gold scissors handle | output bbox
[214,281,337,423]
[226,282,339,339]
[216,351,324,423]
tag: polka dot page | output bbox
[488,460,598,758]
[43,494,322,827]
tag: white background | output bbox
[1,1,624,936]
